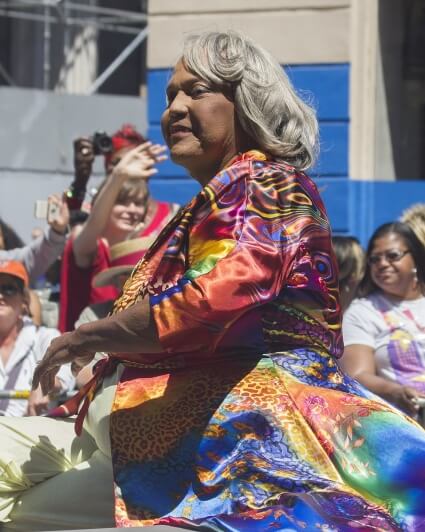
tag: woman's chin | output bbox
[115,222,139,234]
[378,283,405,298]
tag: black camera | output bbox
[92,131,113,156]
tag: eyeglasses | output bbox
[0,284,21,297]
[368,249,411,266]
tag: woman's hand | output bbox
[111,142,167,182]
[33,301,162,395]
[388,385,423,416]
[32,330,96,396]
[47,194,70,235]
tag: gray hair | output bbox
[181,30,318,171]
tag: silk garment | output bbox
[99,153,425,530]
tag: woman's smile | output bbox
[169,123,192,140]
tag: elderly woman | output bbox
[0,31,424,531]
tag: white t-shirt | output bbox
[343,293,425,391]
[0,318,75,416]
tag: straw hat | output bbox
[93,237,154,287]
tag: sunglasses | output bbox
[0,284,21,297]
[368,249,411,266]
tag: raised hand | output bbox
[111,142,167,182]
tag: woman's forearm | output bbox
[33,298,163,395]
[76,298,163,355]
[73,172,125,265]
[354,371,402,401]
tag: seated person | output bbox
[341,222,425,416]
[332,235,365,312]
[0,261,74,416]
[58,126,170,332]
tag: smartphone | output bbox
[34,200,49,219]
[47,201,60,223]
[34,199,60,223]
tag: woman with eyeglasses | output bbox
[340,221,425,416]
[0,261,74,417]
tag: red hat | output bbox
[104,124,147,168]
[0,261,29,287]
[93,237,155,287]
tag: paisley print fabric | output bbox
[99,152,425,530]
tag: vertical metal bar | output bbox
[43,0,51,89]
[87,26,148,94]
[63,0,70,57]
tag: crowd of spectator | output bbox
[0,124,177,414]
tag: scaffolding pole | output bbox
[88,26,148,95]
[0,0,148,92]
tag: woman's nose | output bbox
[169,91,189,116]
[127,203,144,216]
[377,257,391,268]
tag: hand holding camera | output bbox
[73,137,95,179]
[34,195,70,235]
[69,133,109,211]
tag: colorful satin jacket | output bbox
[115,152,342,361]
[103,152,425,531]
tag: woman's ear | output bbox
[21,288,31,316]
[27,290,43,326]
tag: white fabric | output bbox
[343,293,425,387]
[0,366,121,530]
[74,300,114,329]
[0,318,75,416]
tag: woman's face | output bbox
[0,273,25,329]
[108,193,148,235]
[161,60,243,184]
[369,233,418,298]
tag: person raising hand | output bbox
[59,126,168,332]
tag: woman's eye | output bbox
[191,85,210,97]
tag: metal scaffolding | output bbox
[0,0,148,92]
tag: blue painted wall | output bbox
[147,64,425,247]
[147,63,349,178]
